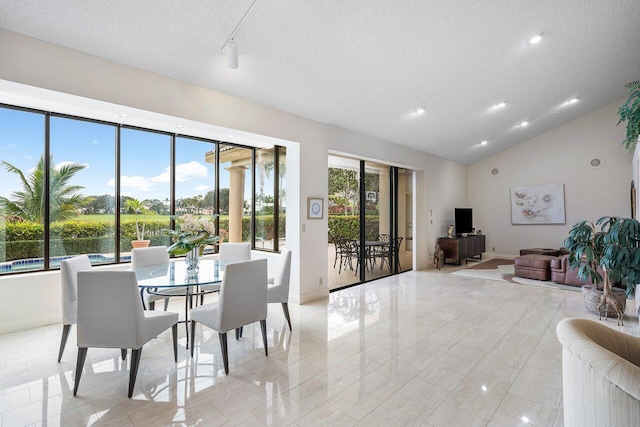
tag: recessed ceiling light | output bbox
[566,98,579,104]
[119,113,128,118]
[480,140,488,146]
[494,101,507,109]
[176,124,184,129]
[415,107,426,115]
[520,121,529,127]
[528,34,542,45]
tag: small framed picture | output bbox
[307,197,324,219]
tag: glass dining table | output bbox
[132,258,225,349]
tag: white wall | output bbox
[0,29,467,333]
[468,99,632,256]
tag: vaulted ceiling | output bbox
[1,1,639,164]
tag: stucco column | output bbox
[226,165,246,243]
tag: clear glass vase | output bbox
[185,247,200,275]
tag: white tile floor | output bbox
[1,268,638,426]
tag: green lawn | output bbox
[76,214,230,223]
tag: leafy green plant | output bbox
[564,216,640,295]
[0,155,91,222]
[165,214,220,255]
[124,198,151,240]
[619,80,640,152]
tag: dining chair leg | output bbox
[172,324,178,362]
[260,320,268,357]
[121,349,127,360]
[281,303,292,331]
[190,320,197,358]
[128,348,142,398]
[219,332,229,375]
[235,327,243,340]
[163,298,170,311]
[185,296,190,349]
[73,347,88,396]
[149,301,155,310]
[58,324,71,362]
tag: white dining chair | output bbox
[218,242,251,263]
[73,270,178,398]
[198,241,252,305]
[189,259,268,375]
[132,246,185,310]
[58,255,92,362]
[267,250,292,331]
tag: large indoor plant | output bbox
[564,216,640,321]
[619,80,640,152]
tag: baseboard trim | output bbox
[0,314,60,335]
[290,288,329,305]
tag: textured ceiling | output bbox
[1,0,639,164]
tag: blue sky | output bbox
[0,108,263,204]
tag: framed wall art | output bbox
[510,183,565,224]
[307,197,324,219]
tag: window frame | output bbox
[0,102,285,276]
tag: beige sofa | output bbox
[556,318,640,426]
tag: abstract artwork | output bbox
[510,184,565,224]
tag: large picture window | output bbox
[0,107,45,273]
[120,128,172,253]
[49,116,116,266]
[0,104,286,275]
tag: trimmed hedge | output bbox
[0,215,288,262]
[328,215,380,242]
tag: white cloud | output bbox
[24,155,32,160]
[151,161,208,183]
[107,175,155,192]
[151,171,170,183]
[195,185,209,192]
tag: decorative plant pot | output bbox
[185,247,200,275]
[581,285,627,318]
[131,240,151,249]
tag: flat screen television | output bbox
[455,208,473,235]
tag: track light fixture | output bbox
[225,40,238,69]
[220,0,262,69]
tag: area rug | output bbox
[451,258,580,292]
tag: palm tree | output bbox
[0,155,91,223]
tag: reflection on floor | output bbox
[1,269,637,426]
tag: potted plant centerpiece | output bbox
[165,214,219,272]
[564,216,640,325]
[126,198,151,248]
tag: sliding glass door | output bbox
[328,155,413,290]
[364,161,392,282]
[328,156,361,289]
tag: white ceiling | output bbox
[1,1,639,164]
